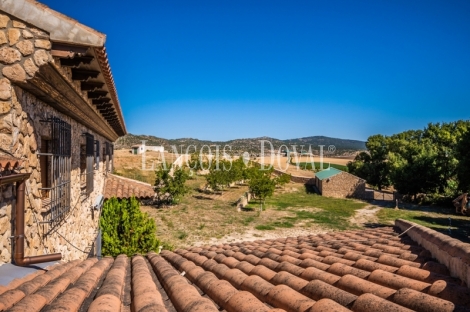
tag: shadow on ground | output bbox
[192,195,213,200]
[411,215,470,243]
[371,201,470,243]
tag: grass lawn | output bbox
[141,176,368,249]
[376,205,470,243]
[114,151,470,246]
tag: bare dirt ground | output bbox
[114,150,179,170]
[254,155,354,177]
[191,228,328,247]
[349,205,381,226]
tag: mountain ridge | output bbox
[115,134,366,155]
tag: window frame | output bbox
[38,116,72,223]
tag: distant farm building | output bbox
[131,144,164,154]
[315,167,366,199]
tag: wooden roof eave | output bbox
[18,62,120,142]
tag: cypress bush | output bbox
[100,197,160,257]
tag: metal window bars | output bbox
[110,143,114,172]
[38,117,72,223]
[84,133,94,196]
[95,140,100,170]
[104,142,110,172]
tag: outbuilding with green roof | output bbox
[314,167,367,199]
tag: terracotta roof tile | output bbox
[2,224,470,311]
[104,174,155,200]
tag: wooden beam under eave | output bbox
[60,56,94,67]
[72,69,100,81]
[81,81,105,91]
[51,43,88,58]
[20,64,121,142]
[88,90,108,99]
[92,98,111,105]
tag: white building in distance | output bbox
[131,144,164,154]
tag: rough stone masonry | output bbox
[0,12,111,265]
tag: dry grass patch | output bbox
[141,176,367,249]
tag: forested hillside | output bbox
[115,134,366,155]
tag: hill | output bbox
[115,134,365,156]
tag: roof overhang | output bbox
[0,0,127,138]
[0,0,105,47]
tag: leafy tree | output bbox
[205,166,229,191]
[154,165,190,205]
[348,135,390,190]
[204,158,247,192]
[100,197,159,257]
[275,173,291,188]
[348,120,470,202]
[187,152,209,172]
[388,142,439,200]
[457,129,470,192]
[249,169,276,211]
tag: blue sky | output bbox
[42,0,470,141]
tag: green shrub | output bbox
[100,197,160,257]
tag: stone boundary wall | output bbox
[272,168,315,184]
[395,219,470,287]
[236,191,252,211]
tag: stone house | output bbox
[314,167,366,199]
[0,1,126,266]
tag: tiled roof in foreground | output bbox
[1,223,470,311]
[104,174,155,200]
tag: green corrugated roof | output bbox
[315,167,343,180]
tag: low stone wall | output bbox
[236,191,252,211]
[272,168,315,184]
[395,219,470,287]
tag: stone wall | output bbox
[236,191,252,211]
[0,12,51,87]
[319,171,367,199]
[0,13,113,265]
[395,219,470,288]
[272,168,315,184]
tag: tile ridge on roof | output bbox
[93,47,126,134]
[395,219,470,288]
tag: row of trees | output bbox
[153,154,291,209]
[202,157,291,209]
[347,120,470,203]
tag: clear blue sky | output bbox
[42,0,470,141]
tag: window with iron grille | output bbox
[39,117,72,223]
[110,143,114,172]
[95,140,100,170]
[105,142,110,172]
[83,133,94,195]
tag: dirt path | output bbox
[349,205,381,226]
[192,227,328,247]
